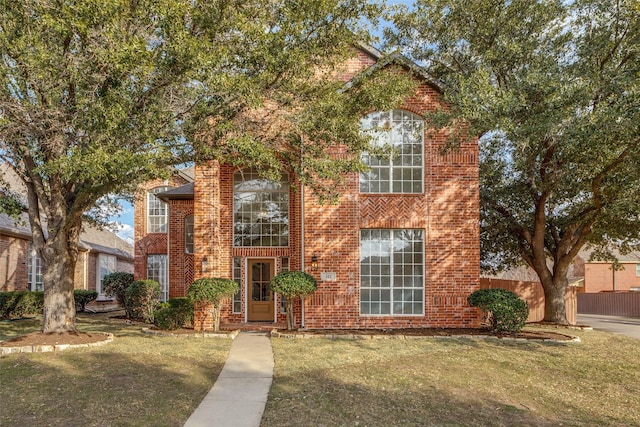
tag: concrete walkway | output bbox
[184,332,274,427]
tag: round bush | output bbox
[103,272,135,306]
[125,280,161,323]
[154,297,194,330]
[468,288,529,334]
[270,271,317,330]
[188,278,239,331]
[74,290,98,312]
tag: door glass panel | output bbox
[251,262,271,302]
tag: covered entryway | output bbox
[248,259,275,321]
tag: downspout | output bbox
[300,135,306,329]
[84,250,89,290]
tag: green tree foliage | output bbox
[270,270,317,330]
[468,289,529,334]
[389,0,640,323]
[103,272,135,310]
[188,278,238,331]
[0,0,413,332]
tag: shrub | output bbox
[125,280,161,323]
[0,291,44,319]
[103,272,135,308]
[468,288,529,334]
[188,278,238,331]
[155,297,194,330]
[270,271,317,330]
[74,290,98,312]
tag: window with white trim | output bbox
[636,263,640,277]
[27,246,43,291]
[279,257,290,314]
[360,110,424,193]
[147,186,169,233]
[232,257,242,313]
[147,254,168,302]
[233,170,289,247]
[185,215,194,254]
[97,254,117,298]
[360,229,424,315]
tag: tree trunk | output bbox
[540,275,568,324]
[213,305,221,332]
[286,300,295,330]
[41,237,79,333]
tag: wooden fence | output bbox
[479,278,577,325]
[577,292,640,317]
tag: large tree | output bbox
[390,0,640,323]
[0,0,413,332]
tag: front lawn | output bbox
[0,312,231,427]
[264,328,640,426]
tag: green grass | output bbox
[264,328,640,427]
[0,312,231,427]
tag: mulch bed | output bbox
[0,331,110,347]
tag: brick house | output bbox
[134,45,481,330]
[0,165,134,300]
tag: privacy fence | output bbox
[577,292,640,317]
[479,278,577,325]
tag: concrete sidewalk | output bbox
[184,332,274,427]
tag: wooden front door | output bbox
[248,259,274,321]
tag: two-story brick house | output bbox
[134,45,481,330]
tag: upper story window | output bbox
[147,186,169,233]
[233,170,289,247]
[185,215,194,254]
[360,110,424,194]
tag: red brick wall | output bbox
[134,175,189,281]
[0,234,29,291]
[584,262,640,293]
[168,47,481,330]
[167,199,194,297]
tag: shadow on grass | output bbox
[0,313,231,427]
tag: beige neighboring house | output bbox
[0,164,133,300]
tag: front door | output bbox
[248,259,275,321]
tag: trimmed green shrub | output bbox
[103,272,135,309]
[270,271,317,330]
[0,291,44,319]
[468,288,529,334]
[74,290,98,312]
[154,297,194,330]
[125,280,161,323]
[188,278,238,332]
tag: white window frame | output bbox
[147,254,168,302]
[185,214,194,254]
[360,110,424,194]
[97,254,117,298]
[233,170,290,247]
[232,257,242,314]
[360,229,425,316]
[27,246,43,291]
[147,186,169,233]
[636,263,640,277]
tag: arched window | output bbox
[185,215,194,254]
[360,110,424,193]
[147,186,169,233]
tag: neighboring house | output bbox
[576,250,640,293]
[0,166,134,299]
[134,45,481,330]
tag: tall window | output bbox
[27,246,43,291]
[147,254,168,301]
[97,254,117,297]
[233,170,289,247]
[360,110,424,193]
[232,257,242,313]
[147,186,169,233]
[185,215,194,254]
[636,263,640,277]
[360,229,424,316]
